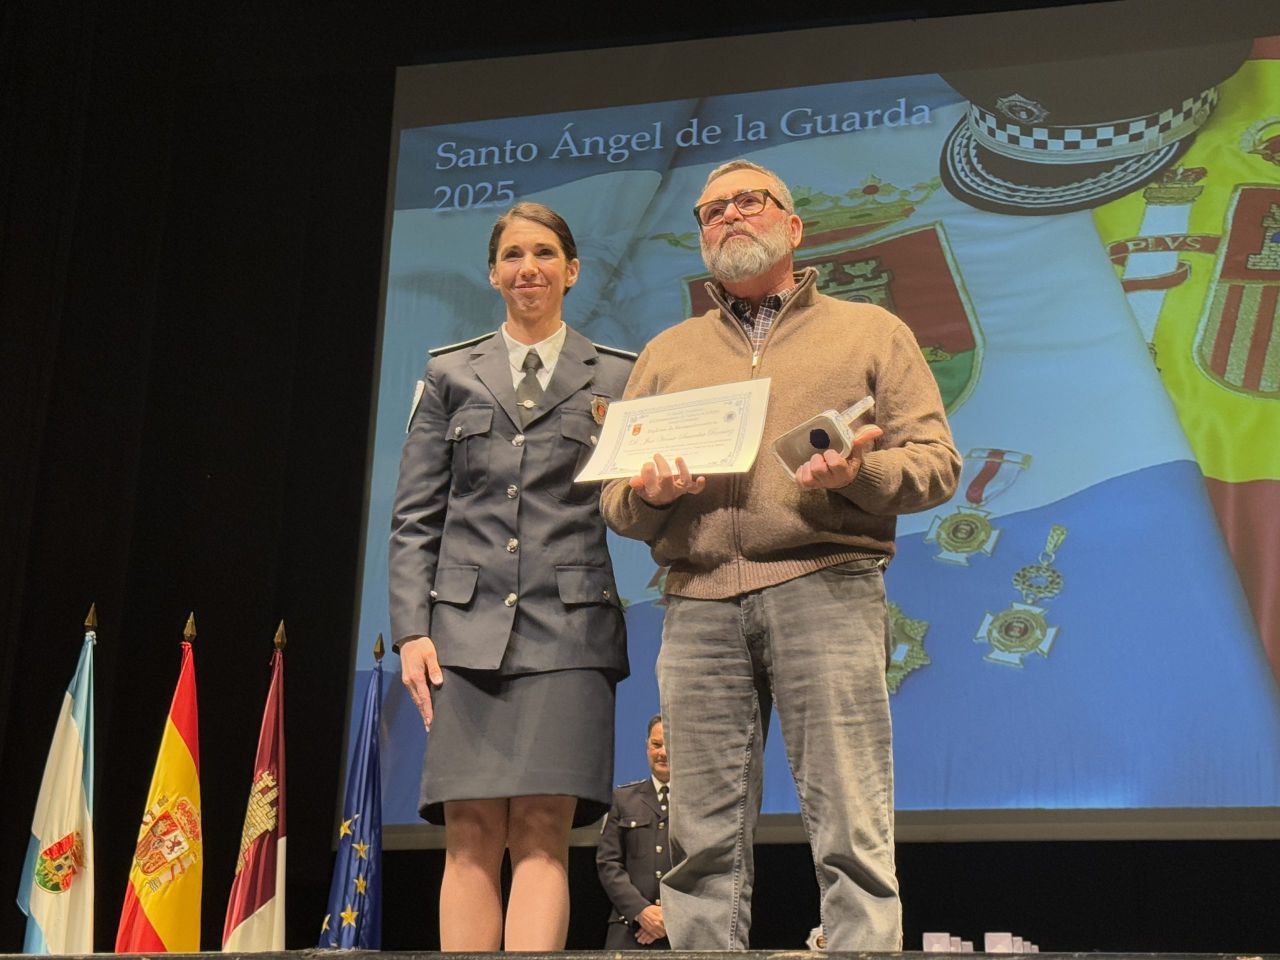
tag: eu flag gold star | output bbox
[321,914,331,933]
[354,875,368,895]
[338,813,359,838]
[352,840,370,859]
[341,904,359,928]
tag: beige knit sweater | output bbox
[600,268,961,600]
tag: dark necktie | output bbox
[515,349,544,425]
[658,786,668,810]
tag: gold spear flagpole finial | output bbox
[84,603,98,630]
[374,633,385,663]
[184,612,197,642]
[274,620,287,651]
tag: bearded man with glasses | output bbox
[601,159,960,951]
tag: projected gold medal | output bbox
[975,525,1067,668]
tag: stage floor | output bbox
[11,953,1273,960]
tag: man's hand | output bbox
[795,424,883,490]
[629,453,707,506]
[635,905,666,943]
[399,635,444,731]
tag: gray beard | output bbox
[701,219,793,284]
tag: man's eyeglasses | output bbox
[693,188,787,227]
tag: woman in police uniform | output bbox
[389,202,632,950]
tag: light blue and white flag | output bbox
[17,610,96,954]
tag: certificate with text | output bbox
[576,378,771,482]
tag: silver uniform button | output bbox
[589,435,597,445]
[655,871,663,878]
[506,485,518,498]
[506,538,519,552]
[429,590,438,599]
[659,822,666,829]
[602,588,611,600]
[453,425,463,438]
[504,593,517,607]
[629,820,637,827]
[656,845,663,853]
[513,434,525,447]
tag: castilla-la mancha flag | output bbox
[222,628,286,951]
[116,634,202,952]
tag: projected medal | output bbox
[975,524,1067,668]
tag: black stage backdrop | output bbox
[2,0,1278,953]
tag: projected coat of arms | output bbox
[1195,185,1280,398]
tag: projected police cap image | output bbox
[939,40,1252,215]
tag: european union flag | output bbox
[318,643,382,949]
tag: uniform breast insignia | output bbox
[975,525,1068,668]
[885,601,930,694]
[926,448,1031,564]
[591,395,610,425]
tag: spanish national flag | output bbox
[116,622,202,952]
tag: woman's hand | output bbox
[400,635,444,731]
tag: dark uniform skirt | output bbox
[420,665,616,828]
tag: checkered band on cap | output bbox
[970,87,1218,165]
[940,116,1190,214]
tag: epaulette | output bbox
[594,342,638,360]
[429,332,494,357]
[616,777,648,788]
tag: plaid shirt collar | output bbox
[724,284,799,350]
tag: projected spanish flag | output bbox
[116,619,202,952]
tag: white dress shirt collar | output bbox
[501,322,567,389]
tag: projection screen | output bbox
[347,0,1280,846]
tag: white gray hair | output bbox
[702,159,795,213]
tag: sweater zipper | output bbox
[722,285,800,593]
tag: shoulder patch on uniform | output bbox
[593,342,638,360]
[405,379,425,433]
[429,332,495,357]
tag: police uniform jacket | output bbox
[596,778,672,948]
[389,325,632,677]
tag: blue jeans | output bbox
[656,558,901,950]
